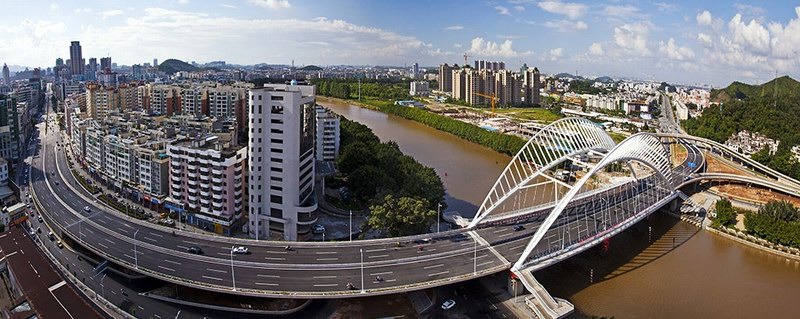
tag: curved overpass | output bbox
[32,120,714,299]
[678,172,800,197]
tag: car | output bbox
[187,246,203,254]
[232,246,249,254]
[513,225,525,231]
[441,299,456,310]
[37,227,41,233]
[312,224,325,234]
[56,241,63,249]
[47,232,54,241]
[83,206,91,212]
[26,204,31,209]
[55,181,59,185]
[38,217,43,223]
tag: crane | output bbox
[474,92,499,114]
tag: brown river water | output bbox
[321,99,800,318]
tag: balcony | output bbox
[212,185,222,192]
[199,167,210,173]
[188,179,198,186]
[212,193,223,200]
[212,177,222,184]
[170,175,181,183]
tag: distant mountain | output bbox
[299,65,323,71]
[594,76,614,83]
[711,76,800,103]
[158,59,199,75]
[555,73,575,78]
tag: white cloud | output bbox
[654,3,678,13]
[73,8,91,13]
[466,37,530,58]
[589,42,604,56]
[444,25,463,31]
[546,47,564,61]
[697,33,713,46]
[769,7,800,58]
[453,43,462,48]
[100,10,124,20]
[49,3,59,11]
[515,6,525,12]
[733,3,765,21]
[613,21,653,56]
[220,4,236,9]
[697,10,713,26]
[495,6,511,16]
[659,38,695,61]
[178,0,190,4]
[541,19,588,32]
[728,13,771,54]
[538,1,587,20]
[601,5,640,18]
[249,0,291,10]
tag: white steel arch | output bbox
[512,133,674,271]
[470,117,616,228]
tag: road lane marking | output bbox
[313,283,338,287]
[97,243,108,249]
[182,240,200,245]
[176,245,189,250]
[315,251,337,255]
[368,254,389,259]
[510,244,526,251]
[143,237,158,243]
[427,271,450,277]
[313,275,337,279]
[255,282,279,286]
[373,279,397,283]
[202,275,223,281]
[477,261,494,267]
[164,259,182,266]
[316,257,339,261]
[266,251,287,254]
[369,271,393,276]
[158,266,175,272]
[257,274,280,278]
[471,254,488,260]
[492,228,508,234]
[497,232,513,238]
[149,232,164,238]
[416,248,436,253]
[123,254,134,260]
[206,268,227,274]
[264,257,286,261]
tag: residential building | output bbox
[315,105,340,161]
[409,81,430,96]
[168,135,246,235]
[69,41,83,77]
[0,157,7,186]
[148,84,181,115]
[2,64,8,86]
[438,63,453,94]
[725,130,780,156]
[474,60,505,71]
[247,83,318,241]
[100,57,112,71]
[521,65,541,105]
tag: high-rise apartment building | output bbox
[86,83,138,119]
[100,57,112,71]
[521,65,541,105]
[474,60,505,72]
[87,57,98,80]
[438,63,453,93]
[69,41,83,76]
[315,105,340,162]
[2,64,8,85]
[148,84,181,115]
[181,86,204,117]
[247,83,317,241]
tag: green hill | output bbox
[299,65,323,71]
[158,59,198,75]
[711,76,800,103]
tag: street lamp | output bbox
[322,232,325,242]
[473,239,477,276]
[349,210,353,242]
[100,273,107,299]
[133,229,139,269]
[230,245,236,291]
[437,203,442,233]
[360,248,365,293]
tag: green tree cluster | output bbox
[743,200,800,248]
[336,118,445,210]
[712,198,736,228]
[367,195,437,237]
[313,78,412,101]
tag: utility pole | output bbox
[230,246,236,291]
[133,229,139,269]
[437,203,442,233]
[360,248,365,293]
[349,210,353,242]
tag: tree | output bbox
[713,198,736,228]
[368,195,437,237]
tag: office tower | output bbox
[247,83,317,241]
[100,57,112,71]
[411,62,420,79]
[438,63,453,93]
[2,64,8,85]
[70,41,83,76]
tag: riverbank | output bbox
[709,226,800,261]
[319,96,526,157]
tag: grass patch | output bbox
[98,194,146,220]
[491,107,563,123]
[71,169,100,194]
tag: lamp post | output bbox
[349,210,352,242]
[100,273,106,299]
[437,203,442,233]
[133,229,139,269]
[322,232,325,242]
[230,246,236,291]
[360,248,365,293]
[473,240,477,276]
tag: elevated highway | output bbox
[31,116,798,302]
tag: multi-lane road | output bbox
[32,109,705,299]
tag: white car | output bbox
[313,224,325,234]
[441,299,456,310]
[83,206,91,212]
[232,246,249,254]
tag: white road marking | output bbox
[315,251,337,255]
[202,275,223,281]
[497,232,513,238]
[369,271,393,276]
[264,257,286,261]
[316,257,338,261]
[143,237,158,243]
[423,264,444,269]
[416,248,436,253]
[313,283,338,287]
[164,259,182,266]
[206,268,227,274]
[257,274,280,278]
[373,279,397,283]
[477,261,495,267]
[123,254,134,260]
[158,266,175,272]
[182,240,200,245]
[266,251,287,254]
[313,275,337,279]
[428,271,450,277]
[255,282,279,286]
[97,243,109,249]
[149,232,164,238]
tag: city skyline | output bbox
[1,1,800,85]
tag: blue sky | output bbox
[1,0,800,86]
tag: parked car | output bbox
[313,224,325,234]
[441,299,456,310]
[47,232,54,241]
[232,246,249,254]
[56,241,63,249]
[187,246,203,254]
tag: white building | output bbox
[675,100,689,121]
[409,81,430,96]
[0,157,7,186]
[248,83,318,241]
[315,105,340,161]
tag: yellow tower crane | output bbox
[474,92,499,114]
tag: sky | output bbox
[1,0,800,87]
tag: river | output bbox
[321,99,800,318]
